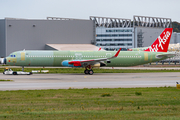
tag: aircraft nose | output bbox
[0,58,6,64]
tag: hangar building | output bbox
[0,18,95,57]
[90,16,172,51]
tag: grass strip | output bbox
[0,87,180,119]
[0,79,13,82]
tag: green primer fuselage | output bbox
[6,50,171,67]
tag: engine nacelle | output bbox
[92,62,106,68]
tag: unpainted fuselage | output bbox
[5,50,171,67]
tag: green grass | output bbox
[1,68,180,74]
[0,87,180,119]
[0,79,13,82]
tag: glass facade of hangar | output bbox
[97,34,132,37]
[96,27,134,51]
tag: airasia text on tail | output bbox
[144,28,173,52]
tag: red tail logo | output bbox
[144,28,173,52]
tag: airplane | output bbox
[0,28,175,75]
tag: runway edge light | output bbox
[176,82,180,89]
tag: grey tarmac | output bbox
[0,72,179,90]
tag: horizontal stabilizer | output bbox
[156,53,176,58]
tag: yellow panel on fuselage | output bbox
[144,53,148,61]
[21,52,25,61]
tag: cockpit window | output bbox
[10,55,16,57]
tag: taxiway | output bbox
[0,72,179,90]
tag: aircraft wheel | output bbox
[13,72,17,75]
[89,70,93,75]
[3,72,4,74]
[84,70,89,74]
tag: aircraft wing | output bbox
[68,48,121,67]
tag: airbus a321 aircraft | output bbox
[0,28,175,75]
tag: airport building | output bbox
[90,16,172,51]
[0,15,176,58]
[0,17,95,57]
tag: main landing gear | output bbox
[84,65,93,75]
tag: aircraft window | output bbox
[10,55,16,57]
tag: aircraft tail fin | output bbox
[144,28,173,52]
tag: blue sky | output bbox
[0,0,179,22]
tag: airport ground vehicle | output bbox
[3,68,32,75]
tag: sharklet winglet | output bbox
[114,48,121,57]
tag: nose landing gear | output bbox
[84,65,93,75]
